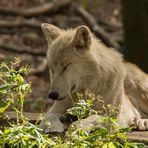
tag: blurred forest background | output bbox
[0,0,147,113]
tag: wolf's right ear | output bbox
[41,23,61,45]
[73,25,91,50]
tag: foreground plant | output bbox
[0,57,30,124]
[0,58,56,147]
[0,123,56,148]
[0,58,146,148]
[66,93,145,148]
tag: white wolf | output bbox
[39,23,148,132]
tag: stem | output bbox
[10,93,19,125]
[12,106,19,125]
[20,94,25,124]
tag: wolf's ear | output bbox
[41,23,61,45]
[73,25,91,50]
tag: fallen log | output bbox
[0,111,42,126]
[127,131,148,145]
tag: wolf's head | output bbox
[41,23,96,100]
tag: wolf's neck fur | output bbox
[79,38,125,106]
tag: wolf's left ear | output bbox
[41,23,61,46]
[73,25,91,49]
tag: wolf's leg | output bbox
[132,119,148,130]
[124,62,148,117]
[46,97,72,114]
[118,92,142,128]
[39,113,65,133]
[39,97,72,132]
[119,94,148,130]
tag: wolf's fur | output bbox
[40,23,148,131]
[125,63,148,118]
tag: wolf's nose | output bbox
[48,92,59,100]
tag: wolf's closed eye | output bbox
[63,63,71,72]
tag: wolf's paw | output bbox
[128,117,137,126]
[39,113,65,133]
[135,119,148,130]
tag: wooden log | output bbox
[0,111,42,126]
[127,131,148,145]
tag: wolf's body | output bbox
[40,24,148,131]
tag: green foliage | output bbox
[67,92,97,119]
[0,123,55,148]
[0,58,56,147]
[0,57,30,123]
[66,96,145,148]
[0,58,146,148]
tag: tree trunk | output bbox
[121,0,148,72]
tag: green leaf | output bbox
[0,84,11,93]
[108,142,117,148]
[124,142,136,148]
[117,132,127,141]
[94,127,108,137]
[0,100,10,113]
[136,143,145,148]
[0,130,3,135]
[119,127,132,133]
[102,143,108,148]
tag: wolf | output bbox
[39,23,148,132]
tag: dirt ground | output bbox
[0,0,123,113]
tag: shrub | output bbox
[66,93,145,148]
[0,58,56,147]
[0,58,146,148]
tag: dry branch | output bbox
[0,0,70,17]
[0,19,41,29]
[72,3,119,49]
[0,19,42,34]
[0,43,46,57]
